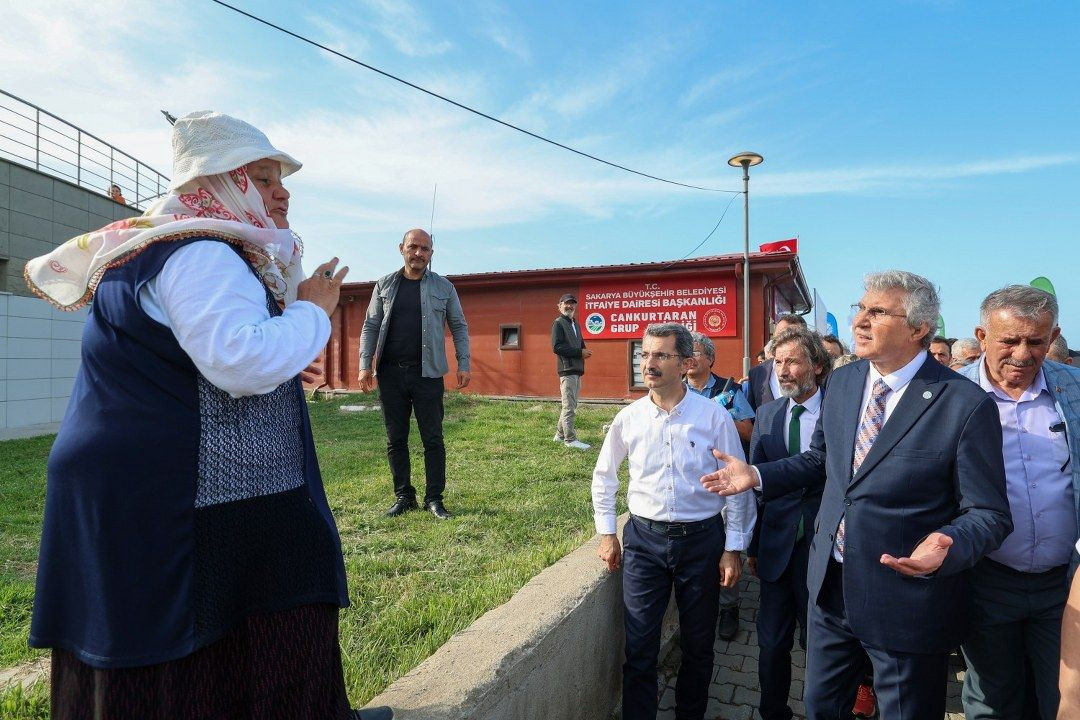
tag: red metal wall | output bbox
[316,265,781,401]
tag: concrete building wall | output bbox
[0,293,87,432]
[0,157,138,297]
[0,158,138,433]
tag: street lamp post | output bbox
[727,152,764,378]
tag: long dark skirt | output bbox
[50,604,352,720]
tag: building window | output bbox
[500,324,521,350]
[629,340,644,388]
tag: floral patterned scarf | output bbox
[24,166,304,310]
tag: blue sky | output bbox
[3,0,1078,346]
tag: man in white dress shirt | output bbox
[593,323,754,720]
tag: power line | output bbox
[209,0,742,195]
[659,192,743,270]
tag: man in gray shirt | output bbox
[359,229,470,519]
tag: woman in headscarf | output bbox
[25,111,385,720]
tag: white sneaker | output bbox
[553,435,564,442]
[565,440,591,450]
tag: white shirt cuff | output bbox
[595,516,618,535]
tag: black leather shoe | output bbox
[423,500,452,519]
[384,498,418,517]
[718,605,739,641]
[352,707,394,720]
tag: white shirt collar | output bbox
[977,357,1048,403]
[649,387,690,417]
[869,350,926,394]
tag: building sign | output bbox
[580,276,736,339]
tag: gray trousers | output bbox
[961,558,1068,720]
[556,374,581,442]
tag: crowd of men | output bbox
[589,272,1080,720]
[351,239,1079,720]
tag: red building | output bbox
[318,250,810,401]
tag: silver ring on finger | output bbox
[323,269,333,279]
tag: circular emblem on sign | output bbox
[585,313,605,334]
[702,308,728,333]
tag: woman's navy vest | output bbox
[29,237,348,669]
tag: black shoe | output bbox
[423,500,452,519]
[718,605,739,641]
[384,498,418,517]
[352,707,394,720]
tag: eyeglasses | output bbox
[640,351,685,362]
[850,303,907,322]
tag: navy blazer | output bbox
[748,395,824,583]
[757,353,1012,654]
[746,360,775,411]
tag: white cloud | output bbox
[3,0,1077,266]
[755,154,1080,197]
[303,12,371,68]
[354,0,453,57]
[470,0,531,62]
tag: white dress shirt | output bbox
[786,387,823,453]
[592,389,755,551]
[769,364,781,401]
[858,350,926,425]
[139,240,331,397]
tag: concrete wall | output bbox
[0,293,87,433]
[363,515,679,720]
[0,157,137,297]
[0,158,137,434]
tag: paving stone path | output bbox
[655,571,967,720]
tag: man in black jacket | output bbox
[551,293,592,449]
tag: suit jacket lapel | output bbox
[767,400,788,459]
[762,361,776,404]
[849,356,943,489]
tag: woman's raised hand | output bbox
[297,257,348,317]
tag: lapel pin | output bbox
[922,391,932,399]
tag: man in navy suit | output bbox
[747,327,831,720]
[702,270,1012,720]
[746,313,808,411]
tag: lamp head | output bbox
[727,152,764,168]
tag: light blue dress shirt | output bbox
[978,362,1073,572]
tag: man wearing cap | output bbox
[552,293,593,450]
[359,229,470,520]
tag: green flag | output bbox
[936,314,946,337]
[1030,277,1056,296]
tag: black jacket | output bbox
[746,360,775,410]
[551,315,586,376]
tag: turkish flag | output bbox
[758,238,798,254]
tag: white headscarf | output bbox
[25,112,306,310]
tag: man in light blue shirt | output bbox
[960,285,1080,720]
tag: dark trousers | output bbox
[622,514,724,720]
[376,363,445,504]
[961,559,1068,720]
[804,559,948,720]
[757,537,810,720]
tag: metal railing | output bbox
[0,88,170,210]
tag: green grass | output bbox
[0,394,624,711]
